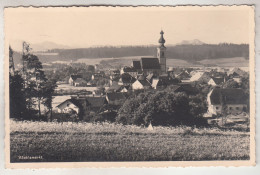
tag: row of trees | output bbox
[9,44,57,120]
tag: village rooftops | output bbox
[210,88,247,105]
[140,57,161,70]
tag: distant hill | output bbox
[12,43,249,67]
[176,39,205,45]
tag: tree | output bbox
[9,72,27,119]
[42,79,57,121]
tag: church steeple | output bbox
[157,30,167,74]
[158,30,166,48]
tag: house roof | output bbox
[140,57,160,70]
[106,92,126,102]
[56,98,81,109]
[137,79,151,87]
[120,73,136,84]
[70,75,82,81]
[176,71,191,78]
[210,88,247,105]
[146,73,156,82]
[211,77,224,85]
[85,97,107,108]
[132,61,141,70]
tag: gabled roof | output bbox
[210,88,247,105]
[132,61,141,70]
[56,98,81,109]
[176,71,191,79]
[140,57,160,70]
[85,97,107,108]
[146,73,156,82]
[70,75,82,81]
[137,79,151,87]
[211,77,224,85]
[106,92,126,102]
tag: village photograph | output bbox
[5,6,255,166]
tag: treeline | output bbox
[49,43,249,61]
[13,43,249,65]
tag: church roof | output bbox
[140,57,160,70]
[132,61,141,70]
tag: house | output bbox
[69,75,82,86]
[173,83,199,95]
[208,77,225,86]
[176,71,191,80]
[74,78,88,87]
[56,99,81,114]
[151,74,179,89]
[107,84,130,93]
[118,73,136,86]
[91,73,104,80]
[190,72,211,83]
[228,67,246,77]
[120,66,138,77]
[106,92,126,105]
[132,75,151,90]
[207,88,247,116]
[146,73,156,83]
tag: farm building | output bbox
[207,88,247,116]
[69,75,82,86]
[56,99,81,114]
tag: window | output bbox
[229,107,232,110]
[236,107,240,110]
[216,107,219,110]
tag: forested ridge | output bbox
[13,43,249,65]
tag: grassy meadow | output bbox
[10,120,250,162]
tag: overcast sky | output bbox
[5,6,252,51]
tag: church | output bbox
[131,30,167,76]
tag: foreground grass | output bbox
[10,120,250,162]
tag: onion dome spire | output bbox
[158,30,166,48]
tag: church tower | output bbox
[157,30,166,74]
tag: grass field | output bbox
[10,120,250,162]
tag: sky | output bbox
[4,6,252,51]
